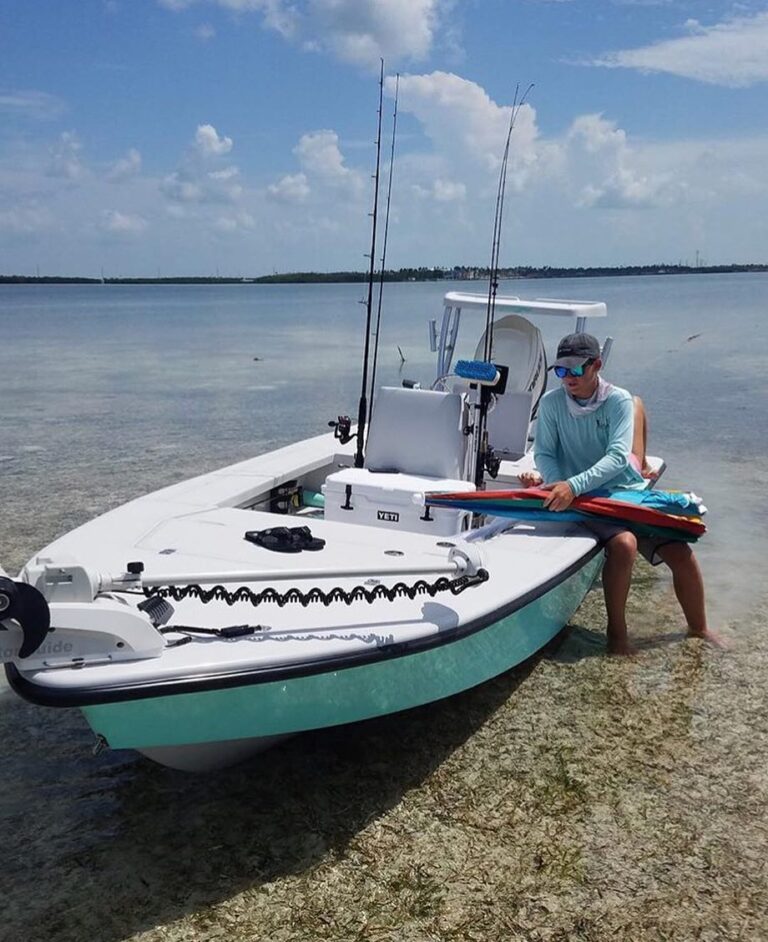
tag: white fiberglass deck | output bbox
[19,434,600,693]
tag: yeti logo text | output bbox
[377,510,399,522]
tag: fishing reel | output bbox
[328,415,353,445]
[484,447,501,480]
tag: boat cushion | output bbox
[365,387,467,480]
[485,390,534,460]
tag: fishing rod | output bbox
[474,83,534,488]
[367,72,400,418]
[483,83,533,360]
[353,59,385,469]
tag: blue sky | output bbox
[1,0,767,276]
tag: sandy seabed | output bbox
[2,562,766,942]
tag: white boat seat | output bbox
[474,315,546,396]
[473,315,545,461]
[323,387,471,534]
[365,386,468,480]
[485,390,534,460]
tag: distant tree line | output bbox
[252,267,445,284]
[452,263,768,279]
[1,263,766,286]
[0,275,249,285]
[0,275,101,284]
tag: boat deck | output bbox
[20,510,598,693]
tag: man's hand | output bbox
[542,481,576,511]
[518,470,543,488]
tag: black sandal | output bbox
[244,527,302,553]
[289,526,326,552]
[244,525,326,553]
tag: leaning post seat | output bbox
[471,315,546,461]
[323,387,476,535]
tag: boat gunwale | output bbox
[5,542,603,708]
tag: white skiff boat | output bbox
[1,291,662,770]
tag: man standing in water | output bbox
[525,332,720,656]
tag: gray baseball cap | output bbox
[551,332,601,369]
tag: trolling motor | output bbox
[328,415,353,445]
[1,559,167,670]
[0,576,51,658]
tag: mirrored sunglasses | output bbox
[553,358,594,379]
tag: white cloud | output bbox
[305,0,440,66]
[195,22,216,40]
[369,72,747,266]
[0,204,55,234]
[102,210,148,234]
[267,172,310,203]
[161,165,243,203]
[3,68,768,276]
[158,0,299,35]
[107,148,142,182]
[294,130,358,184]
[413,178,466,202]
[263,127,370,250]
[208,165,239,180]
[592,11,768,87]
[390,74,682,217]
[267,130,364,202]
[220,0,298,36]
[157,0,444,65]
[0,89,66,120]
[161,172,204,202]
[164,203,189,219]
[195,123,233,156]
[160,125,241,206]
[391,72,538,175]
[433,179,466,201]
[213,210,255,231]
[47,131,85,180]
[563,114,677,209]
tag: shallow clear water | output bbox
[2,275,767,942]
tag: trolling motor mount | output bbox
[0,576,51,658]
[328,415,353,445]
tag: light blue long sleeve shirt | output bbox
[533,385,646,496]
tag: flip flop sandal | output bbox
[244,527,302,553]
[288,526,326,551]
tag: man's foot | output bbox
[607,639,638,657]
[687,628,728,649]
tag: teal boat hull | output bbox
[79,553,602,762]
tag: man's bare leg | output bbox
[603,531,639,655]
[656,543,726,647]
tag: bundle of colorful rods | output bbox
[425,486,706,543]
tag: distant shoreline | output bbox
[1,263,766,286]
